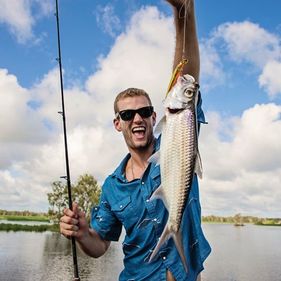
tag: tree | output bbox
[73,174,101,221]
[47,174,101,223]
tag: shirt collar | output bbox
[110,136,160,182]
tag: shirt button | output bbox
[162,256,166,260]
[141,182,145,185]
[120,205,123,208]
[146,199,149,202]
[153,218,157,222]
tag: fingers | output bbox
[60,203,88,239]
[63,206,77,219]
[60,214,78,237]
[60,203,79,238]
[72,202,79,216]
[60,213,79,225]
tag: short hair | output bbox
[114,88,152,114]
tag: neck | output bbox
[126,138,155,181]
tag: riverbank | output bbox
[0,215,50,222]
[202,215,281,226]
[0,212,57,232]
[0,223,59,232]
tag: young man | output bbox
[60,0,211,280]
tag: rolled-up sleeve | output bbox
[90,183,122,241]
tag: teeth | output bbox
[132,127,145,133]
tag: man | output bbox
[60,0,211,280]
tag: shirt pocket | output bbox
[111,196,137,232]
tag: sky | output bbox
[0,0,280,218]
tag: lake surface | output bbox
[0,220,51,226]
[0,224,281,281]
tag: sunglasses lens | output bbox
[139,107,153,118]
[119,110,134,121]
[118,106,154,121]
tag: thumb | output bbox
[72,202,79,218]
[78,209,86,219]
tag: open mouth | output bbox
[132,126,146,138]
[168,108,183,114]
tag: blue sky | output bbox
[0,0,280,217]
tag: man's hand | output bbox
[60,202,89,240]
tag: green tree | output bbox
[73,174,101,221]
[47,181,69,222]
[47,174,101,223]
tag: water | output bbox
[0,224,280,281]
[0,220,51,226]
[202,223,281,281]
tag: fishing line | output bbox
[54,0,80,280]
[165,0,190,97]
[181,0,190,60]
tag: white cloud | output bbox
[207,20,281,98]
[34,0,54,18]
[0,0,53,43]
[0,0,34,42]
[1,5,280,219]
[0,6,175,212]
[96,4,121,37]
[214,21,281,68]
[200,39,225,90]
[259,60,281,98]
[86,6,175,122]
[0,69,51,168]
[200,103,281,217]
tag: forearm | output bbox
[76,228,110,258]
[172,0,200,81]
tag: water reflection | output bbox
[201,224,281,281]
[0,231,123,281]
[1,225,281,281]
[0,220,51,226]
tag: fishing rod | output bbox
[54,0,80,280]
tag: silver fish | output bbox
[149,74,202,272]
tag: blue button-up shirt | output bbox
[91,93,211,281]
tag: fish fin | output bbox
[173,230,189,272]
[148,150,160,165]
[154,116,166,135]
[148,224,189,273]
[150,185,169,210]
[194,151,203,179]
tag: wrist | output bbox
[76,226,91,243]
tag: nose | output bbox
[133,112,143,123]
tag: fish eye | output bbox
[184,89,193,99]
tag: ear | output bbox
[152,111,156,127]
[113,118,122,132]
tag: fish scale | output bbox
[148,74,202,273]
[162,109,196,231]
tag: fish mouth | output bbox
[132,126,146,138]
[168,108,183,114]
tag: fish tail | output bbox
[173,230,188,273]
[148,223,188,272]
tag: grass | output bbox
[0,215,50,222]
[0,223,59,232]
[0,214,56,232]
[255,222,281,226]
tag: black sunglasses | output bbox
[116,106,154,121]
